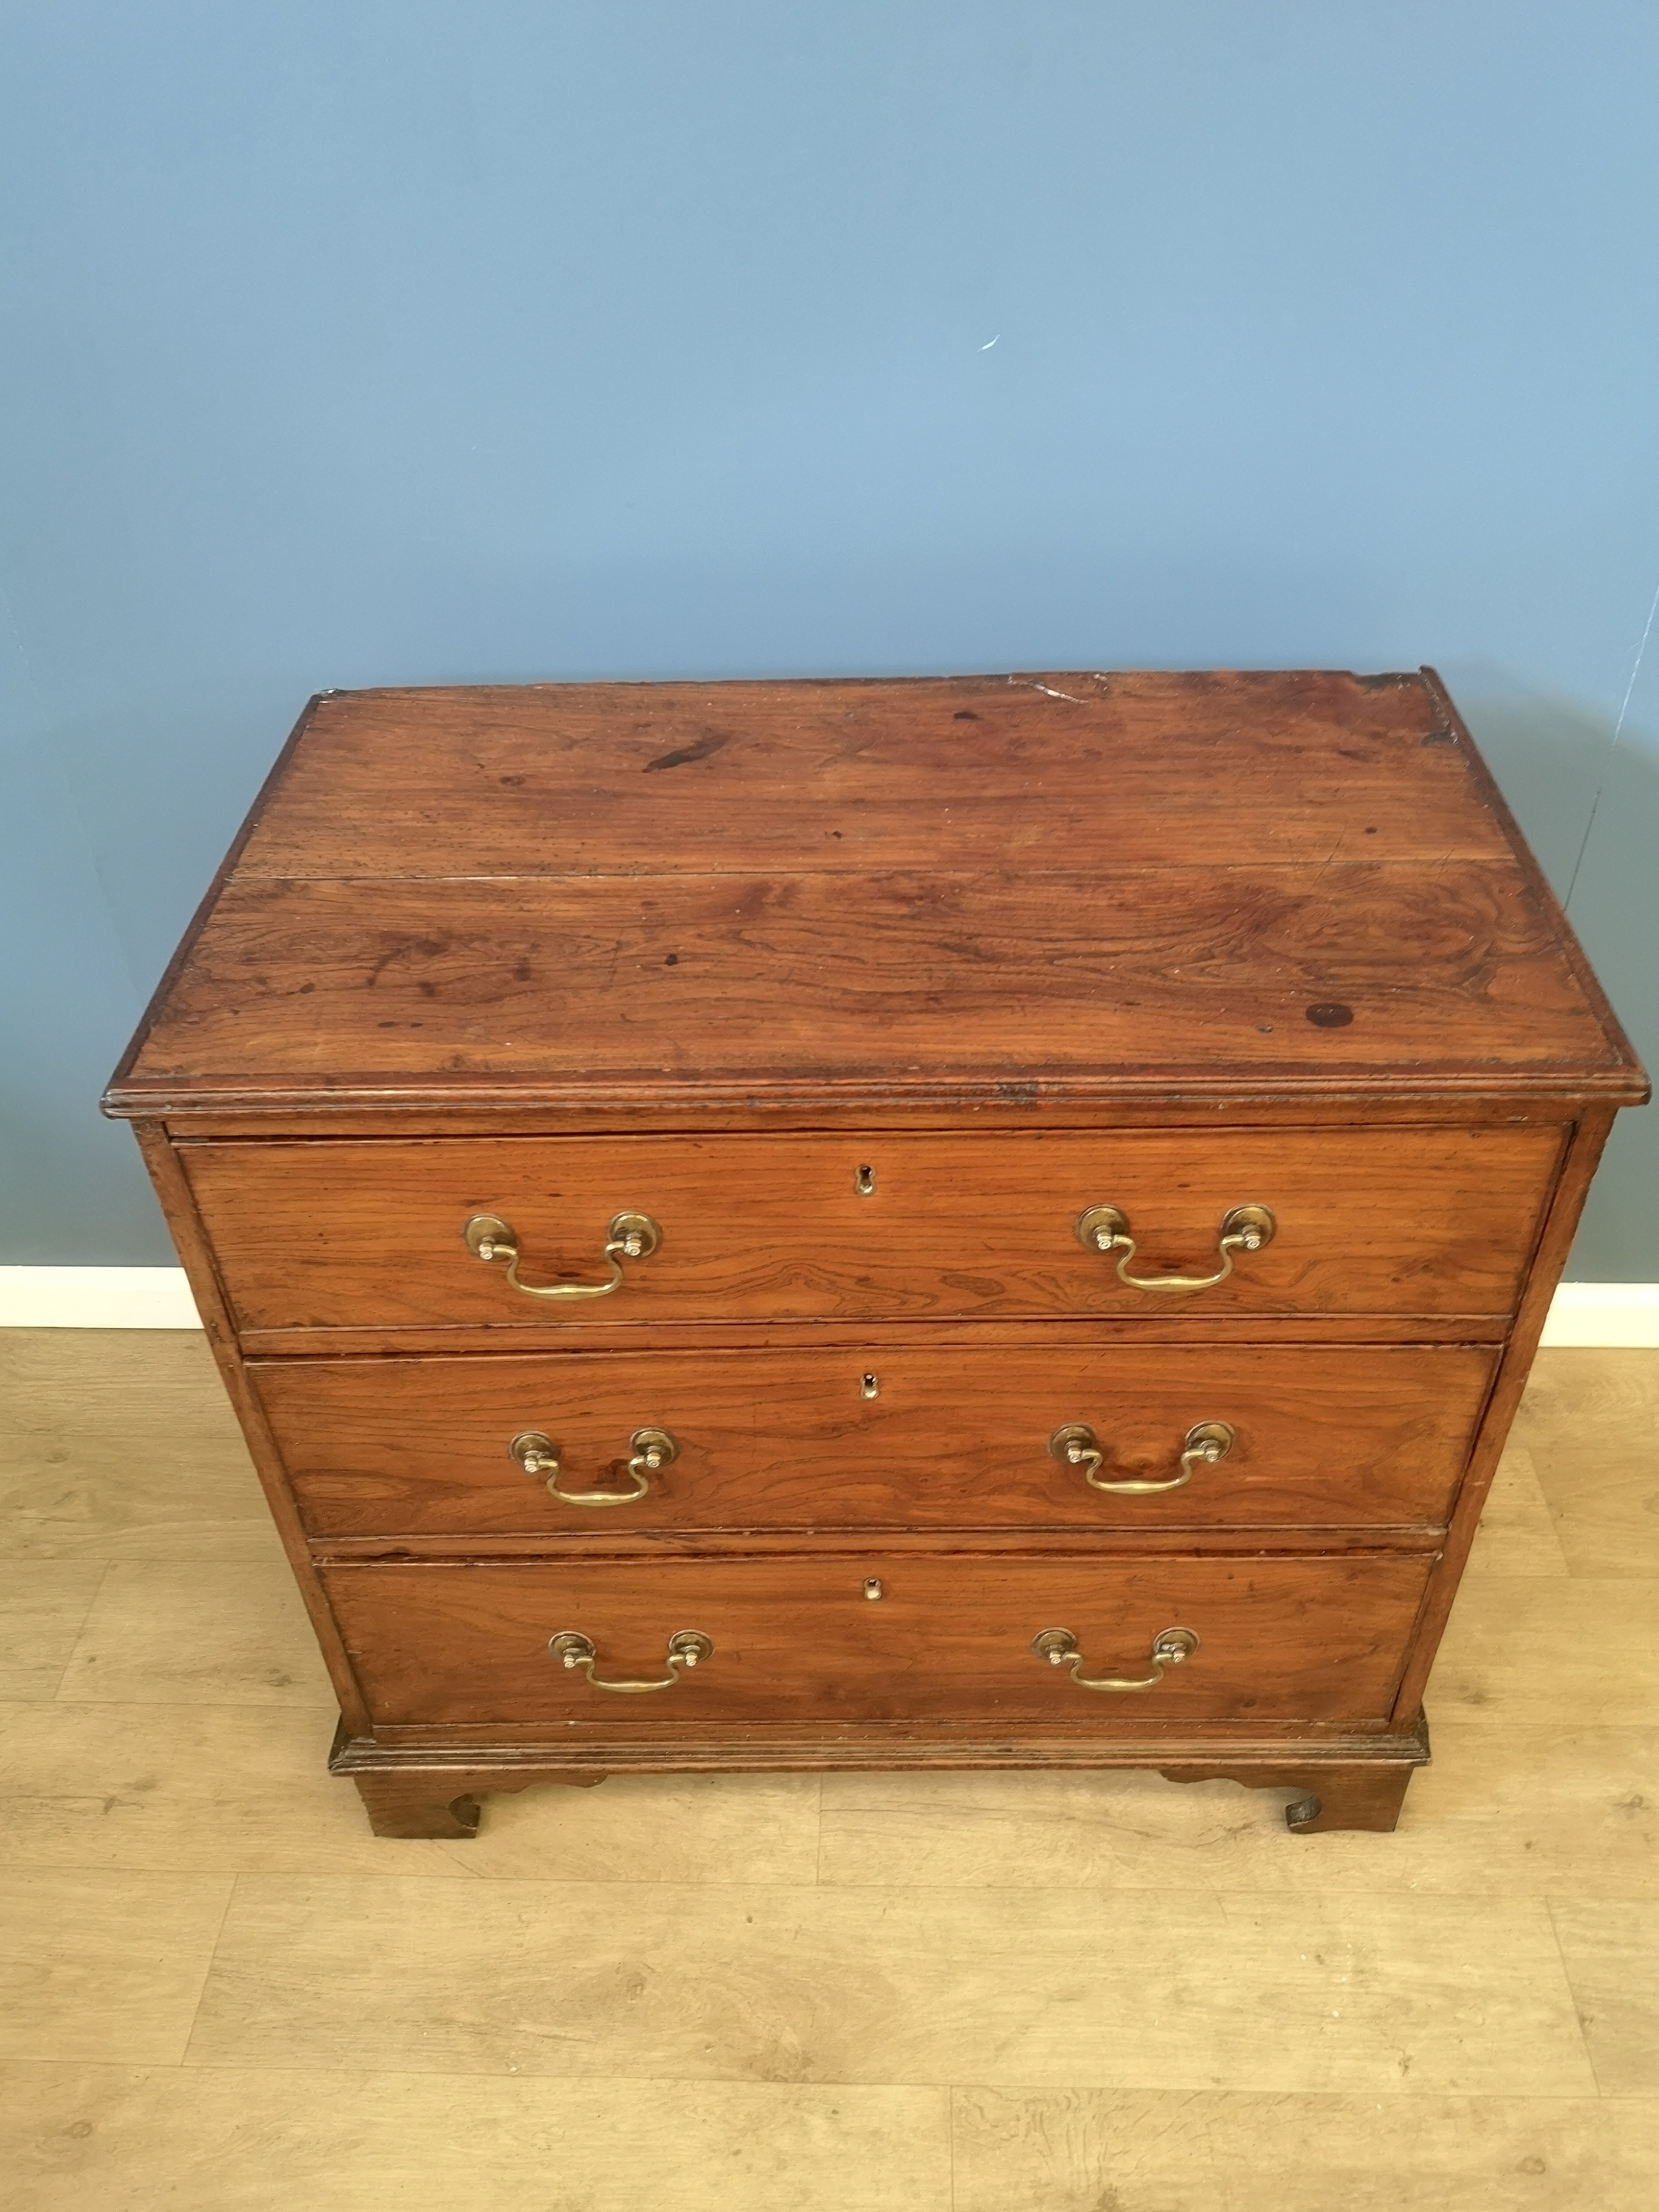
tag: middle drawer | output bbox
[255,1342,1496,1538]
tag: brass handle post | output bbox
[1032,1626,1198,1692]
[511,1427,677,1507]
[1076,1203,1275,1294]
[1049,1420,1234,1496]
[548,1629,712,1693]
[464,1211,661,1301]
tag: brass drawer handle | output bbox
[1076,1202,1275,1293]
[1033,1625,1198,1692]
[1049,1419,1234,1495]
[511,1426,677,1507]
[464,1210,660,1301]
[548,1629,712,1694]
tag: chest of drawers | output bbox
[104,669,1646,1837]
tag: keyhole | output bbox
[855,1164,876,1196]
[860,1373,879,1399]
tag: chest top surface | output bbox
[106,669,1645,1118]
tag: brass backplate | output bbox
[609,1210,662,1258]
[629,1425,679,1467]
[1219,1203,1276,1249]
[1048,1421,1099,1463]
[1075,1204,1128,1253]
[1184,1419,1236,1460]
[509,1429,557,1474]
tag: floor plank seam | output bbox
[176,1874,244,2071]
[3,2056,1647,2102]
[1543,1895,1612,2099]
[44,1560,116,1704]
[42,1695,342,1712]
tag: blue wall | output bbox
[2,1,1655,1272]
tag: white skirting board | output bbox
[1538,1282,1659,1347]
[0,1269,204,1329]
[0,1267,1656,1345]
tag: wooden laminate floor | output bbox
[1,1332,1656,2210]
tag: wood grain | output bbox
[230,671,1506,878]
[0,1329,276,1563]
[231,1313,1523,1357]
[1464,1447,1570,1577]
[1550,1899,1659,2098]
[91,668,1647,1842]
[321,1552,1433,1728]
[112,865,1635,1109]
[0,1868,232,2064]
[1518,1348,1659,1578]
[0,1563,107,1699]
[104,671,1646,1113]
[1386,1102,1612,1724]
[134,1122,375,1734]
[0,1701,414,1875]
[55,1561,337,1710]
[253,1342,1496,1538]
[951,2088,1659,2212]
[0,1698,822,1882]
[0,2066,952,2212]
[7,1336,1659,2205]
[817,1721,1659,1898]
[161,1091,1614,1137]
[1427,1578,1659,1725]
[184,1125,1563,1331]
[183,1872,1594,2093]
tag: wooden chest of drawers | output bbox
[104,669,1646,1836]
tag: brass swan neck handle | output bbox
[548,1629,712,1693]
[512,1427,677,1507]
[1050,1420,1234,1496]
[1076,1203,1275,1295]
[1033,1626,1198,1692]
[464,1211,661,1301]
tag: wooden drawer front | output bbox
[324,1552,1433,1727]
[260,1344,1497,1538]
[187,1126,1561,1335]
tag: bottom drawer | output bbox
[324,1552,1433,1729]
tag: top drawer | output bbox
[183,1126,1562,1337]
